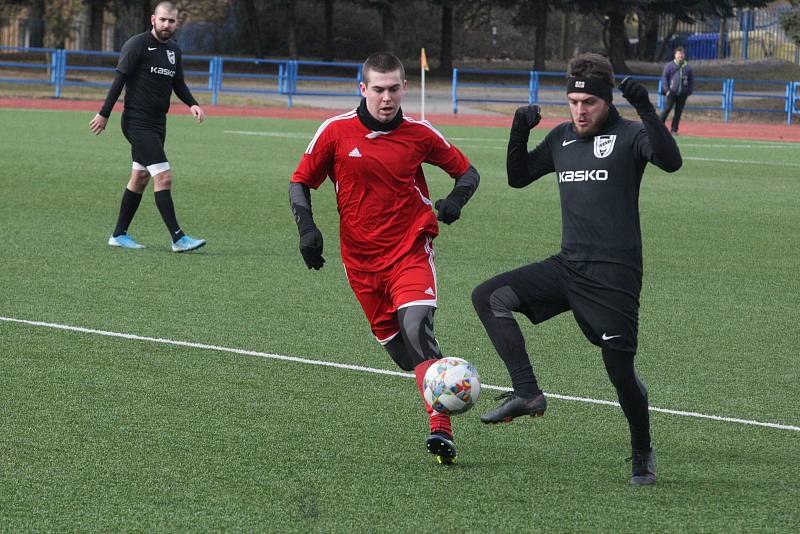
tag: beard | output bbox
[573,121,601,138]
[155,27,174,41]
[572,108,609,138]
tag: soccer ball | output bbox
[423,357,481,415]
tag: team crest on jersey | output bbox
[593,135,616,158]
[166,50,175,65]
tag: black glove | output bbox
[299,226,325,270]
[513,104,541,130]
[434,197,462,225]
[619,76,655,114]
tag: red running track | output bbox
[2,97,799,142]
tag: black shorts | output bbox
[496,254,642,353]
[120,114,168,174]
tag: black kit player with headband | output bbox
[471,53,682,485]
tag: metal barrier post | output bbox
[722,79,731,122]
[657,79,664,111]
[287,60,295,108]
[49,49,58,85]
[529,71,539,104]
[785,82,792,125]
[55,49,65,98]
[278,63,285,94]
[452,68,458,114]
[792,81,800,125]
[211,57,220,105]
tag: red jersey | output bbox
[291,109,470,272]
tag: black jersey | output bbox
[512,106,681,272]
[115,31,194,123]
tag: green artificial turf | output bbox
[1,109,798,531]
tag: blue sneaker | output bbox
[171,235,206,253]
[108,234,145,249]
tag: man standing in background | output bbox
[659,47,694,135]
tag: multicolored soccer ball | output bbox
[423,357,481,415]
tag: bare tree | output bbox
[636,5,660,61]
[286,0,297,58]
[322,0,334,61]
[363,0,395,52]
[439,0,454,74]
[86,0,105,50]
[605,4,630,73]
[510,0,551,71]
[234,0,267,57]
[139,0,151,32]
[560,9,570,60]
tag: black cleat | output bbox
[480,391,547,424]
[426,432,457,465]
[629,447,656,486]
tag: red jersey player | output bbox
[289,52,480,464]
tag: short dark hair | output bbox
[674,46,685,54]
[567,53,614,87]
[154,1,177,14]
[362,52,405,84]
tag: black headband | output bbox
[566,76,613,102]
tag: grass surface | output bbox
[1,109,799,531]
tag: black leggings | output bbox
[602,347,651,452]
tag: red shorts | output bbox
[344,235,438,344]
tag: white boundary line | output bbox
[2,315,798,433]
[683,156,800,168]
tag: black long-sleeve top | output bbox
[99,31,198,123]
[507,105,682,272]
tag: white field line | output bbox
[3,316,798,433]
[677,143,799,149]
[683,156,800,167]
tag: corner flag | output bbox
[420,48,429,120]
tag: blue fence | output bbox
[2,46,800,124]
[0,46,360,108]
[453,67,800,125]
[0,46,59,86]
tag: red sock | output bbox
[414,359,452,438]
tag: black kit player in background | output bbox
[89,1,206,253]
[472,53,682,485]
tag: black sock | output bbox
[154,189,185,242]
[472,279,541,398]
[602,347,651,452]
[113,188,143,237]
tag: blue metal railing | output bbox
[791,82,800,125]
[213,56,288,105]
[451,67,797,124]
[0,46,59,86]
[1,47,360,109]
[53,49,215,99]
[2,46,799,121]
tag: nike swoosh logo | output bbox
[601,333,622,341]
[148,47,157,51]
[562,139,577,146]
